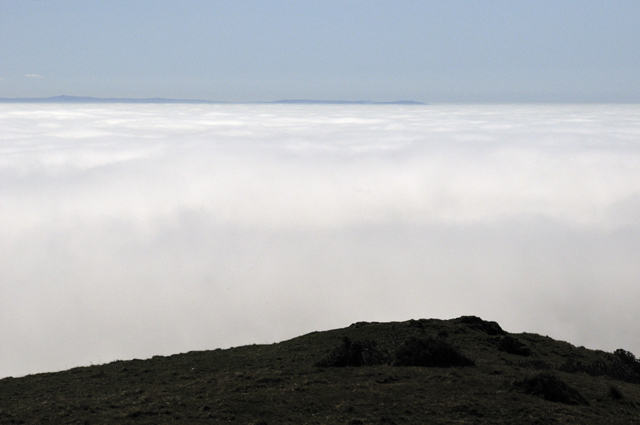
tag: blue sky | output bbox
[1,0,639,102]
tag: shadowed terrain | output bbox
[1,316,640,424]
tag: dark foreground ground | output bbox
[2,316,640,424]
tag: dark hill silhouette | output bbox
[1,316,639,424]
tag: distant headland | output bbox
[0,95,426,105]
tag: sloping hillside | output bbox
[1,316,640,424]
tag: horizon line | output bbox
[0,95,426,105]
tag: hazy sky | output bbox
[1,0,639,102]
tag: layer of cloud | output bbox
[24,74,43,78]
[1,103,639,378]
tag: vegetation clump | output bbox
[514,372,590,406]
[559,348,640,384]
[316,335,475,369]
[455,316,505,336]
[498,336,531,357]
[314,337,386,367]
[609,385,625,400]
[392,336,475,368]
[614,349,640,368]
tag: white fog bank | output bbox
[1,103,639,378]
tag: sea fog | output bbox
[1,103,639,378]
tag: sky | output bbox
[1,0,640,102]
[1,103,640,378]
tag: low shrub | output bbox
[455,316,505,336]
[514,372,589,406]
[614,349,639,367]
[609,385,624,400]
[559,348,640,384]
[315,337,386,367]
[498,336,531,357]
[392,336,475,368]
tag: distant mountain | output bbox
[1,316,639,424]
[0,95,426,105]
[270,99,426,105]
